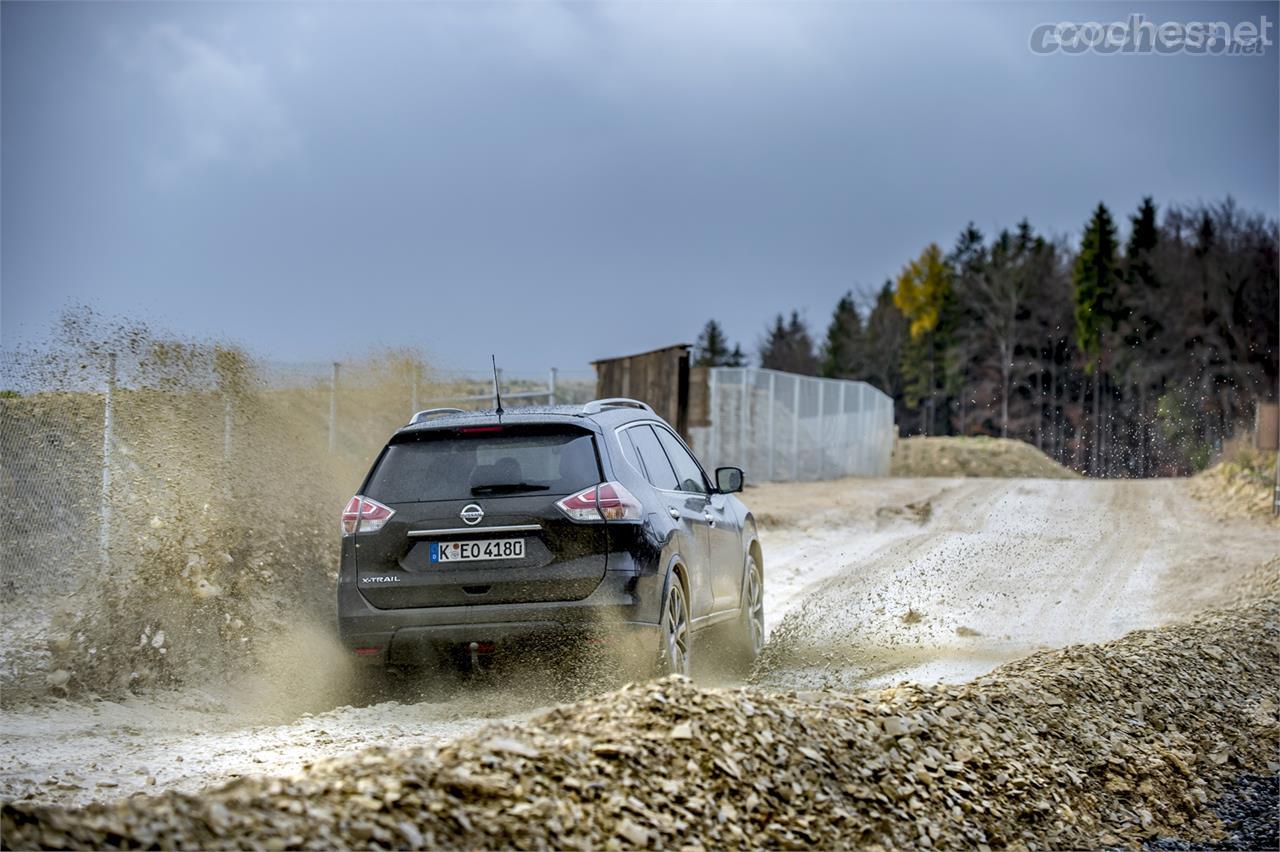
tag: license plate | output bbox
[430,538,525,563]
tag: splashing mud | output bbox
[1,308,444,704]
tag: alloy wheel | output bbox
[663,580,691,676]
[746,556,764,656]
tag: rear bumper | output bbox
[337,568,661,666]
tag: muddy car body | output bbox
[337,399,764,677]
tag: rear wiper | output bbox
[470,482,550,495]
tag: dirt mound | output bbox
[891,436,1077,479]
[1188,443,1277,523]
[5,594,1275,850]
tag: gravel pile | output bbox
[890,436,1078,479]
[1189,445,1278,523]
[4,595,1277,850]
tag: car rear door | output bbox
[353,424,607,609]
[652,425,743,614]
[621,424,714,620]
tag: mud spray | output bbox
[0,308,451,713]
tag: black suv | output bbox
[337,398,764,679]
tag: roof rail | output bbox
[408,407,466,425]
[582,398,654,415]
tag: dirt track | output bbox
[1,476,1275,809]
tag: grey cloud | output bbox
[122,22,300,180]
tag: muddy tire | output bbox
[656,574,692,677]
[727,553,765,674]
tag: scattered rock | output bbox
[615,818,650,846]
[481,737,539,759]
[4,592,1276,850]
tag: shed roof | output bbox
[590,343,692,366]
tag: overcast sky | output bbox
[3,1,1276,376]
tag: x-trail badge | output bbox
[460,503,484,525]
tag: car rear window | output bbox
[365,428,601,503]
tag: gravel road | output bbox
[754,476,1277,690]
[2,477,1275,808]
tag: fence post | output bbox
[99,353,116,570]
[849,383,860,473]
[738,369,749,471]
[882,392,893,475]
[816,381,826,479]
[859,384,870,475]
[767,371,776,482]
[839,382,847,477]
[329,362,340,454]
[791,376,801,480]
[708,369,720,469]
[548,367,558,405]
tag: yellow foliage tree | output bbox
[893,243,951,340]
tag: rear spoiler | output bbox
[408,408,465,425]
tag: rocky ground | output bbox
[2,473,1277,849]
[1188,442,1278,524]
[4,564,1276,849]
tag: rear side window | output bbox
[655,427,708,494]
[366,429,601,503]
[626,425,680,491]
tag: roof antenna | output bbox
[491,354,504,421]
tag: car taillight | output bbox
[556,482,642,523]
[341,496,395,535]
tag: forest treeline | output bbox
[693,197,1278,476]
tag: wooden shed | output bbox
[592,344,699,438]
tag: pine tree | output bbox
[784,312,819,375]
[861,280,907,402]
[821,292,864,379]
[759,311,818,375]
[1073,202,1121,472]
[1074,203,1121,366]
[1126,197,1159,283]
[951,223,986,280]
[693,320,731,367]
[1119,197,1161,474]
[760,315,787,368]
[947,224,987,434]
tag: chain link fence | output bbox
[688,367,894,482]
[1,354,592,603]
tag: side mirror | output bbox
[715,466,744,494]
